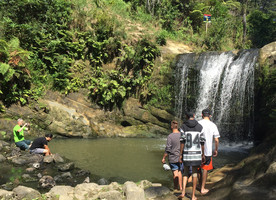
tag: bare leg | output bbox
[192,176,198,200]
[201,169,209,194]
[173,170,179,189]
[179,176,187,198]
[178,171,183,190]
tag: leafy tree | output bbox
[247,10,276,47]
[0,38,31,106]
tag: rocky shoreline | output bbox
[0,139,176,200]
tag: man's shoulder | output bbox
[13,125,20,131]
[199,119,217,126]
[168,132,180,137]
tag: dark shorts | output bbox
[169,162,182,171]
[201,156,213,171]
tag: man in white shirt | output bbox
[198,109,220,195]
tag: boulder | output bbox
[266,162,276,174]
[53,153,64,163]
[39,175,56,189]
[11,154,43,165]
[10,147,21,157]
[138,180,153,189]
[260,41,276,66]
[43,155,54,163]
[12,186,41,200]
[0,189,14,199]
[0,154,6,162]
[144,186,170,199]
[74,183,101,200]
[123,181,145,200]
[98,190,122,200]
[46,185,75,200]
[105,182,121,191]
[58,162,75,171]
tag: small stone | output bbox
[83,177,90,183]
[54,175,63,182]
[33,163,40,169]
[37,173,42,178]
[58,162,75,172]
[39,176,56,189]
[61,172,73,179]
[76,169,90,176]
[26,168,35,173]
[98,178,109,185]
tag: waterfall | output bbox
[175,49,259,141]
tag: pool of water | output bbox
[50,138,252,188]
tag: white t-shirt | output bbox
[199,119,220,156]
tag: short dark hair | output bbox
[185,111,195,119]
[202,109,211,117]
[45,133,53,138]
[171,120,178,129]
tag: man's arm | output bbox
[162,137,171,163]
[201,143,205,163]
[17,123,29,133]
[162,153,168,163]
[44,145,52,155]
[213,138,219,157]
[179,142,184,163]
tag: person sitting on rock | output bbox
[13,118,32,150]
[29,134,53,156]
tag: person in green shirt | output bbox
[13,118,32,150]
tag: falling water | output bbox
[175,49,259,141]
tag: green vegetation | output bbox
[0,0,275,111]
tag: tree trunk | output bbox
[242,0,248,46]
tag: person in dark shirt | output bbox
[179,111,205,200]
[162,120,182,192]
[29,134,53,156]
